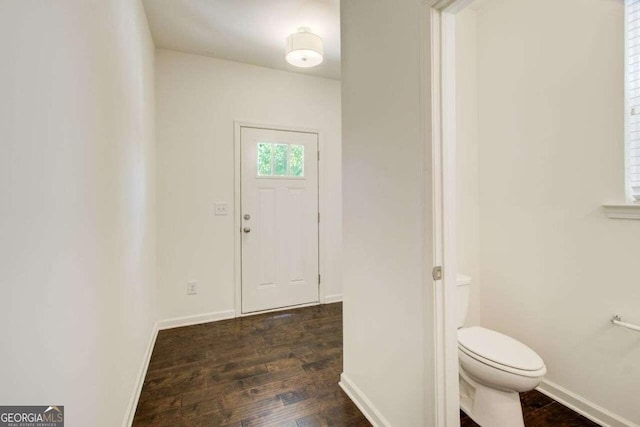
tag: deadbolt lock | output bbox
[244,214,251,220]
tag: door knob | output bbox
[243,227,251,233]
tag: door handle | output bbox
[243,227,251,233]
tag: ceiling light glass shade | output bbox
[285,27,323,68]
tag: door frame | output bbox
[429,0,476,425]
[233,120,325,316]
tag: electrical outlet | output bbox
[187,281,198,295]
[214,202,229,216]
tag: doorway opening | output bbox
[430,0,478,425]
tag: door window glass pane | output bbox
[257,143,272,176]
[256,142,306,177]
[289,145,304,177]
[273,144,288,176]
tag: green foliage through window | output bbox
[256,142,305,177]
[257,143,272,175]
[273,144,288,176]
[290,145,304,177]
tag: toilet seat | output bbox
[458,327,546,377]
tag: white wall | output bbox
[341,0,435,425]
[0,1,157,426]
[474,0,640,423]
[155,50,342,321]
[456,8,481,326]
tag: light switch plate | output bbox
[187,281,198,295]
[215,202,229,216]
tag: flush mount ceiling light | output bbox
[285,27,323,68]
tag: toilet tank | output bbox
[457,274,472,328]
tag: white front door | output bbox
[240,127,319,313]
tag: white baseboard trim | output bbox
[122,321,158,427]
[324,294,343,304]
[537,379,639,427]
[339,373,392,427]
[157,309,236,330]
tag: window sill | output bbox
[602,203,640,220]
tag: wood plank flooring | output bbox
[133,303,370,426]
[135,303,601,426]
[461,389,601,427]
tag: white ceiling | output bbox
[143,0,341,80]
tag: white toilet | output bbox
[457,274,546,427]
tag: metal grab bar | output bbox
[611,315,640,333]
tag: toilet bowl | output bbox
[456,275,546,427]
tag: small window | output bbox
[626,0,640,200]
[289,145,305,177]
[256,143,305,177]
[273,144,288,176]
[257,143,273,176]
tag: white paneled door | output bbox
[240,127,319,313]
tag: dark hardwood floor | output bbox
[133,303,370,426]
[461,390,601,427]
[135,302,600,427]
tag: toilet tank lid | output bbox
[458,327,545,371]
[457,274,471,286]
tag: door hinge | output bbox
[317,150,320,161]
[318,212,320,223]
[318,274,321,284]
[432,266,443,281]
